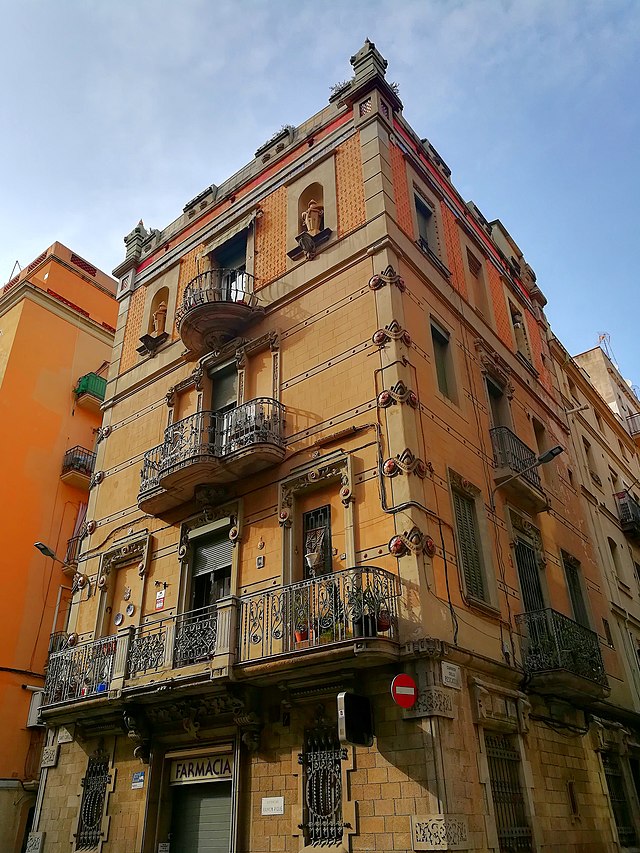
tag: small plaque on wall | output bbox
[261,796,284,815]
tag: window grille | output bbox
[452,490,486,601]
[602,751,637,847]
[514,539,545,612]
[75,751,110,850]
[298,722,347,847]
[303,505,332,577]
[486,733,532,853]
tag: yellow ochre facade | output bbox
[31,43,640,852]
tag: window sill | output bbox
[464,595,502,619]
[416,239,451,279]
[514,350,538,377]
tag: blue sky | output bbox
[1,0,638,378]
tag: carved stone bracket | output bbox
[377,380,418,409]
[383,449,430,479]
[96,425,111,443]
[234,710,262,752]
[389,526,427,557]
[100,532,151,580]
[404,687,455,720]
[368,264,406,291]
[123,707,150,764]
[475,338,515,398]
[145,691,247,732]
[372,320,412,348]
[90,470,105,489]
[411,815,469,851]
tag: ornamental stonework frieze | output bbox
[100,532,151,579]
[411,815,469,851]
[475,338,514,398]
[368,264,405,291]
[403,686,455,720]
[471,678,531,734]
[279,454,352,521]
[448,469,480,498]
[377,380,418,409]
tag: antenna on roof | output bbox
[598,332,620,370]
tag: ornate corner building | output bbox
[29,43,640,853]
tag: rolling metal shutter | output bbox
[193,537,232,577]
[170,781,232,853]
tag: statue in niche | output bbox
[301,199,324,236]
[152,301,167,335]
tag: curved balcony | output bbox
[176,269,262,354]
[138,398,285,513]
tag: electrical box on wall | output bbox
[337,692,374,747]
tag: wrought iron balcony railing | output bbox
[490,426,542,491]
[138,399,285,505]
[127,605,220,677]
[61,446,96,479]
[614,490,640,537]
[64,534,83,566]
[515,608,607,687]
[74,372,107,402]
[239,565,399,661]
[176,268,258,326]
[43,635,117,705]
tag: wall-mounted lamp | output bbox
[490,445,564,509]
[34,542,67,566]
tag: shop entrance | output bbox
[169,781,232,853]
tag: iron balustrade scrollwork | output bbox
[141,398,285,490]
[515,608,607,687]
[173,604,218,667]
[239,565,399,661]
[175,268,258,328]
[128,620,169,676]
[490,426,542,491]
[140,444,163,494]
[62,445,96,478]
[160,410,218,476]
[43,635,117,705]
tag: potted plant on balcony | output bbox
[293,595,312,643]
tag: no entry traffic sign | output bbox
[390,673,418,709]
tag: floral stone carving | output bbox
[411,815,469,851]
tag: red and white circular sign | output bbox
[390,674,418,709]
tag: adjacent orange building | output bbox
[0,244,117,852]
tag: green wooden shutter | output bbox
[452,491,486,601]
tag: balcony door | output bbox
[514,538,545,613]
[209,364,238,454]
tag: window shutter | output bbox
[193,536,232,577]
[563,554,589,627]
[452,491,486,601]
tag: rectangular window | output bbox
[452,490,487,602]
[466,248,490,318]
[303,505,332,578]
[415,195,433,251]
[562,552,589,627]
[431,320,456,402]
[602,751,637,847]
[190,534,232,611]
[603,618,615,647]
[485,733,533,852]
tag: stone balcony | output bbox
[175,269,263,355]
[515,608,609,701]
[490,426,548,513]
[138,397,285,514]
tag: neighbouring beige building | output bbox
[29,42,640,852]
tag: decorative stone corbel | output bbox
[377,380,418,409]
[123,707,150,764]
[389,526,426,557]
[368,264,405,291]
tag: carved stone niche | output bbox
[471,678,530,734]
